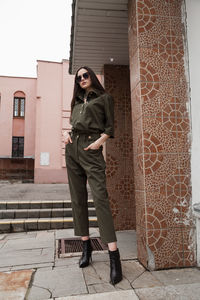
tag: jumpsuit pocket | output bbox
[65,133,74,149]
[87,147,102,153]
[85,134,102,152]
[65,142,73,154]
[65,143,68,155]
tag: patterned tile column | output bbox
[103,65,136,231]
[128,0,195,269]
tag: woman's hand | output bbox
[84,133,110,151]
[84,139,102,150]
[63,131,72,144]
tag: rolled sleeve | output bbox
[104,94,114,138]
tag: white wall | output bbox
[186,0,200,205]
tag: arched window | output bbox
[13,91,25,118]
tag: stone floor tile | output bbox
[0,234,6,240]
[116,230,137,260]
[0,240,6,250]
[11,263,53,271]
[151,268,200,286]
[35,299,52,300]
[27,285,52,300]
[89,227,101,237]
[87,283,116,294]
[92,252,109,262]
[27,231,38,236]
[122,260,145,283]
[114,277,133,291]
[83,261,131,291]
[27,265,87,299]
[55,289,139,300]
[135,283,200,300]
[0,247,54,268]
[83,261,113,286]
[0,183,71,200]
[0,269,33,300]
[83,264,104,285]
[4,232,37,240]
[55,229,74,239]
[132,271,163,289]
[0,239,41,251]
[36,231,55,240]
[54,257,79,267]
[0,235,54,251]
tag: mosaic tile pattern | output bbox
[106,154,119,179]
[104,65,136,231]
[128,0,195,269]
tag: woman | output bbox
[64,66,122,285]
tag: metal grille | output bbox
[12,137,24,158]
[58,237,108,257]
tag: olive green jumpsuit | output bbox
[65,89,117,244]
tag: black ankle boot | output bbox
[79,239,93,268]
[108,248,122,285]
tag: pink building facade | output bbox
[0,59,74,183]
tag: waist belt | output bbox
[71,129,101,135]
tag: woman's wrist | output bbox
[96,134,110,146]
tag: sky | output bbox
[0,0,72,77]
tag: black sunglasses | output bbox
[76,72,89,83]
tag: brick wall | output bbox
[0,158,34,181]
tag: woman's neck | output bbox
[85,87,93,96]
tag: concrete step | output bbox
[0,216,98,233]
[0,199,94,209]
[0,198,96,233]
[0,207,96,219]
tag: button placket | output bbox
[80,102,88,114]
[75,134,80,161]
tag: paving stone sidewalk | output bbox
[0,228,200,300]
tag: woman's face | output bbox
[77,68,92,90]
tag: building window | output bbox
[12,137,24,157]
[13,97,25,117]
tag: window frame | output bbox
[12,136,24,158]
[13,97,25,118]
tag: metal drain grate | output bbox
[58,237,108,257]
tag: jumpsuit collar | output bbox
[76,88,102,103]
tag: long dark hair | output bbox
[71,66,105,112]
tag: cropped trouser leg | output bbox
[65,150,89,237]
[80,154,117,244]
[65,134,117,244]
